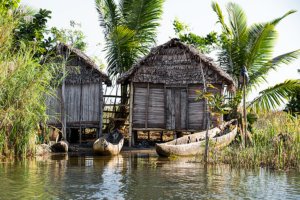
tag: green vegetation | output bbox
[0,5,60,157]
[95,0,164,78]
[174,2,300,113]
[210,112,300,170]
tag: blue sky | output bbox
[21,0,300,99]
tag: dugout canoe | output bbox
[155,120,237,157]
[93,130,124,156]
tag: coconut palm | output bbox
[95,0,164,129]
[212,2,300,112]
[95,0,164,79]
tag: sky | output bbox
[21,0,300,99]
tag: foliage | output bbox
[176,2,300,113]
[48,20,87,51]
[196,84,231,124]
[95,0,164,78]
[285,85,300,116]
[14,8,52,57]
[0,0,20,14]
[211,2,300,112]
[0,11,60,157]
[212,112,300,170]
[13,6,87,56]
[173,18,219,53]
[248,79,300,112]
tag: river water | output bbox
[0,152,299,200]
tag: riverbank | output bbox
[209,112,300,170]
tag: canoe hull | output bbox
[156,120,237,157]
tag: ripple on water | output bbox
[0,154,299,200]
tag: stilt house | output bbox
[117,38,235,146]
[46,43,111,143]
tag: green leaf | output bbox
[248,80,300,112]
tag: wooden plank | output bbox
[148,86,165,128]
[79,80,83,144]
[186,85,189,130]
[180,88,187,129]
[166,88,172,129]
[174,89,181,130]
[98,82,103,138]
[133,86,147,126]
[188,84,205,130]
[129,83,134,147]
[145,83,150,128]
[61,72,66,140]
[171,89,175,129]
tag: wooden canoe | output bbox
[93,130,124,156]
[155,120,237,157]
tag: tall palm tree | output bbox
[95,0,164,79]
[95,0,164,129]
[212,2,300,112]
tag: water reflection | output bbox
[0,153,299,199]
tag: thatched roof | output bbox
[57,43,111,86]
[117,38,235,90]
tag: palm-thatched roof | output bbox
[57,43,111,86]
[117,38,235,90]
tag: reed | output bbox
[0,13,59,157]
[212,112,300,170]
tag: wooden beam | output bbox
[60,67,67,140]
[79,79,83,144]
[128,82,134,147]
[145,83,150,129]
[98,82,103,138]
[186,85,189,130]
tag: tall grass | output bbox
[0,12,58,157]
[213,112,300,170]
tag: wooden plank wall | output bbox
[133,84,147,127]
[188,85,205,130]
[81,83,100,122]
[132,83,222,131]
[46,88,61,123]
[166,88,187,130]
[65,85,81,122]
[148,85,165,128]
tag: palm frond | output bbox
[95,0,120,37]
[211,1,231,35]
[226,2,248,45]
[105,25,138,77]
[249,49,300,89]
[122,0,164,45]
[270,10,297,25]
[271,49,300,67]
[248,79,300,112]
[247,23,277,70]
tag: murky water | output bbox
[0,152,300,200]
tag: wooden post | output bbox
[186,85,189,130]
[199,62,210,163]
[79,79,83,144]
[145,83,150,129]
[61,69,67,141]
[99,82,103,138]
[128,82,134,147]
